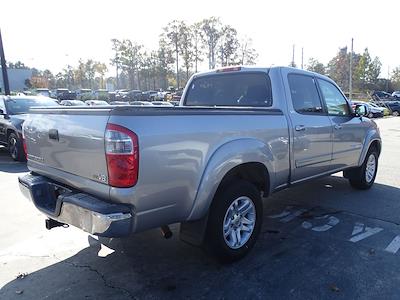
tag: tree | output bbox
[201,17,222,69]
[94,62,107,89]
[218,25,239,67]
[306,58,326,74]
[191,22,204,73]
[391,67,400,90]
[110,39,123,89]
[119,39,143,89]
[327,47,349,91]
[163,20,185,88]
[179,23,194,81]
[238,37,258,65]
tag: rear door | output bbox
[286,73,333,182]
[316,78,366,168]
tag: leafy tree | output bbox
[306,58,326,74]
[179,23,194,80]
[218,25,239,67]
[110,39,123,89]
[327,47,350,91]
[119,39,143,89]
[391,67,400,90]
[191,22,204,73]
[201,17,222,69]
[163,20,185,88]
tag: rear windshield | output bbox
[6,97,58,114]
[184,72,273,107]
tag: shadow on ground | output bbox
[2,177,400,299]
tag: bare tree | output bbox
[238,37,258,65]
[191,22,204,73]
[218,25,239,67]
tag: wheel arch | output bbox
[186,138,274,221]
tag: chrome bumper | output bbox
[19,173,133,237]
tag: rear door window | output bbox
[184,72,272,107]
[288,74,324,114]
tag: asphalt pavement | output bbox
[0,117,399,299]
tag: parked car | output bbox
[392,91,400,99]
[76,89,92,100]
[351,101,384,118]
[384,101,400,116]
[372,91,393,101]
[151,101,173,106]
[56,89,76,100]
[36,88,51,98]
[169,100,180,106]
[109,101,129,106]
[92,89,109,101]
[141,90,158,101]
[85,100,109,106]
[20,66,381,262]
[129,101,153,106]
[123,90,142,101]
[0,96,58,161]
[60,100,86,106]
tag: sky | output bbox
[0,0,398,77]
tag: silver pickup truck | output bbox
[19,66,381,262]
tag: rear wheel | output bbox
[393,111,399,117]
[368,112,374,118]
[345,147,378,190]
[8,132,25,162]
[204,180,262,263]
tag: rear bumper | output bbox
[18,173,133,237]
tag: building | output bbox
[0,68,33,92]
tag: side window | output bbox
[317,79,350,116]
[288,74,323,114]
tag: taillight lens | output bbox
[105,124,139,188]
[21,129,27,160]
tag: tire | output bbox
[204,180,262,263]
[346,147,378,190]
[393,111,399,117]
[368,112,374,118]
[8,132,25,162]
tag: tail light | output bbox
[105,123,139,188]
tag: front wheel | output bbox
[368,112,374,118]
[204,180,262,263]
[393,111,399,117]
[345,147,378,190]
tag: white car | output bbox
[351,101,384,118]
[392,91,400,99]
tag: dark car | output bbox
[372,91,393,101]
[0,96,59,161]
[141,90,158,101]
[385,101,400,116]
[122,90,142,101]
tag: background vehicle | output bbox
[385,101,400,116]
[151,101,173,106]
[109,101,129,106]
[85,100,109,106]
[20,66,381,262]
[129,101,153,106]
[36,88,51,98]
[92,89,109,101]
[56,88,76,100]
[351,101,384,118]
[0,96,59,161]
[76,89,92,100]
[123,90,142,101]
[392,91,400,99]
[372,91,393,101]
[141,90,158,101]
[60,100,86,106]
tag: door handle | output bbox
[295,125,306,131]
[334,124,342,130]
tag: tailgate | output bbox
[24,110,110,185]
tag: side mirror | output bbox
[355,104,369,117]
[0,108,3,114]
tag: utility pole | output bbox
[301,47,304,69]
[349,38,353,99]
[291,44,295,67]
[0,29,10,95]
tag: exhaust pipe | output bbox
[45,218,67,230]
[160,225,172,239]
